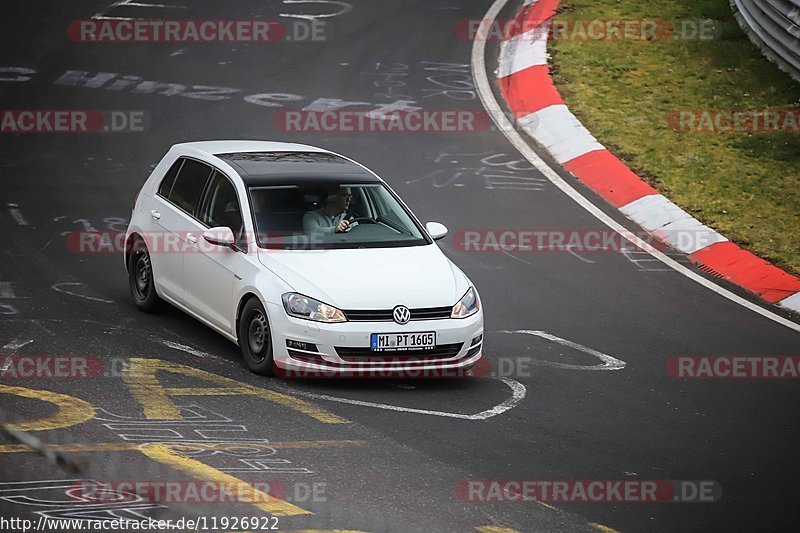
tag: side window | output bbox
[169,159,213,215]
[157,158,184,198]
[199,171,243,230]
[199,171,244,245]
[369,187,399,223]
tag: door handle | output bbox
[150,210,161,220]
[186,233,198,244]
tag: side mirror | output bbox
[425,221,448,241]
[203,226,235,247]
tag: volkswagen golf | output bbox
[124,140,483,377]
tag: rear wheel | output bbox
[238,298,275,375]
[128,240,163,312]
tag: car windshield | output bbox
[248,181,429,249]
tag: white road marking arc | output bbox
[471,0,800,334]
[51,283,114,304]
[160,340,210,358]
[280,0,353,20]
[284,377,526,420]
[498,330,626,371]
[158,338,526,420]
[7,204,28,226]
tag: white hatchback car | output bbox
[124,141,483,376]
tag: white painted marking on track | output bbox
[502,246,595,265]
[285,377,526,420]
[1,338,34,372]
[499,330,625,370]
[2,338,33,352]
[91,0,186,21]
[6,203,28,226]
[160,340,210,358]
[471,0,800,334]
[621,248,689,272]
[157,335,520,419]
[280,0,353,20]
[51,283,113,304]
[0,283,20,299]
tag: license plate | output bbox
[370,332,436,351]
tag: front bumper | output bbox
[266,301,483,377]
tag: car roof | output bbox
[173,140,325,155]
[215,153,379,186]
[171,140,380,186]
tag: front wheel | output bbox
[128,242,163,312]
[238,298,275,376]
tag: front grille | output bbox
[465,344,481,358]
[343,306,452,322]
[335,343,463,363]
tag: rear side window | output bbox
[199,171,243,233]
[168,159,213,215]
[157,159,184,198]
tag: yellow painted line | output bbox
[475,527,524,533]
[138,442,311,516]
[589,523,620,533]
[0,440,367,454]
[0,384,95,431]
[123,358,348,424]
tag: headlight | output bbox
[282,293,346,323]
[451,287,480,318]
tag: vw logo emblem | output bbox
[392,305,411,325]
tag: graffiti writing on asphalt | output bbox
[97,405,312,474]
[0,479,166,522]
[422,62,476,100]
[361,62,412,101]
[362,61,477,101]
[407,151,547,190]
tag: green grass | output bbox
[549,0,800,274]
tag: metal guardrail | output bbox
[731,0,800,82]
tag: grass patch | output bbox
[549,0,800,274]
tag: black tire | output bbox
[128,241,163,313]
[238,298,275,375]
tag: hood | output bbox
[257,244,470,309]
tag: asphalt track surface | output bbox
[1,1,800,532]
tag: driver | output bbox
[303,186,354,234]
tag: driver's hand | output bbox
[335,219,350,233]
